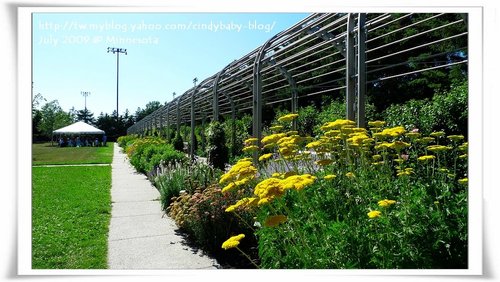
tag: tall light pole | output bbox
[81,91,91,111]
[107,47,127,120]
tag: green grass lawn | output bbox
[32,166,112,269]
[32,142,114,165]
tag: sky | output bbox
[32,12,309,116]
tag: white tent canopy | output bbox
[53,121,105,135]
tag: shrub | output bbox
[126,137,186,174]
[117,134,138,148]
[383,80,468,136]
[223,114,252,158]
[168,184,257,267]
[173,132,184,152]
[206,121,229,170]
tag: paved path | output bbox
[107,143,219,269]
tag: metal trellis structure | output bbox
[127,13,468,160]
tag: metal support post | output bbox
[276,66,298,130]
[190,88,196,159]
[357,13,367,128]
[166,104,170,142]
[346,13,356,122]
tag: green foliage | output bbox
[223,114,468,269]
[173,132,184,152]
[117,135,138,148]
[383,81,468,135]
[206,121,229,170]
[222,114,252,158]
[154,161,222,209]
[32,166,111,269]
[125,137,186,174]
[153,162,191,210]
[37,100,74,139]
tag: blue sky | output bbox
[33,13,309,116]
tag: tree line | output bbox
[32,94,162,142]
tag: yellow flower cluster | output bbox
[258,153,273,162]
[367,210,381,219]
[261,133,287,146]
[219,159,257,193]
[324,174,337,180]
[320,119,355,131]
[242,145,259,153]
[427,145,450,152]
[373,126,406,139]
[269,125,284,132]
[378,199,396,207]
[417,155,436,162]
[221,234,245,250]
[278,113,299,122]
[447,135,465,142]
[368,120,386,128]
[430,131,445,137]
[252,174,316,206]
[244,137,258,146]
[225,197,258,212]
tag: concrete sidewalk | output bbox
[107,143,219,269]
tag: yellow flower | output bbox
[324,174,337,181]
[378,199,396,207]
[258,153,273,162]
[368,120,386,128]
[316,159,333,166]
[426,145,449,152]
[345,172,355,178]
[347,133,370,145]
[378,126,406,138]
[320,119,355,131]
[458,178,468,185]
[419,137,435,144]
[405,132,421,139]
[269,125,284,132]
[225,197,258,212]
[242,145,259,153]
[286,130,299,136]
[430,131,445,137]
[254,178,283,199]
[372,154,382,161]
[458,142,468,151]
[221,234,245,250]
[221,182,237,193]
[280,174,316,191]
[244,137,258,145]
[367,210,381,219]
[374,142,392,150]
[447,135,465,142]
[278,113,299,122]
[324,130,341,137]
[257,197,271,206]
[261,133,286,145]
[305,140,323,149]
[271,172,282,178]
[417,155,436,162]
[264,215,287,227]
[459,154,467,159]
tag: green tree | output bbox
[135,101,162,122]
[38,100,73,139]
